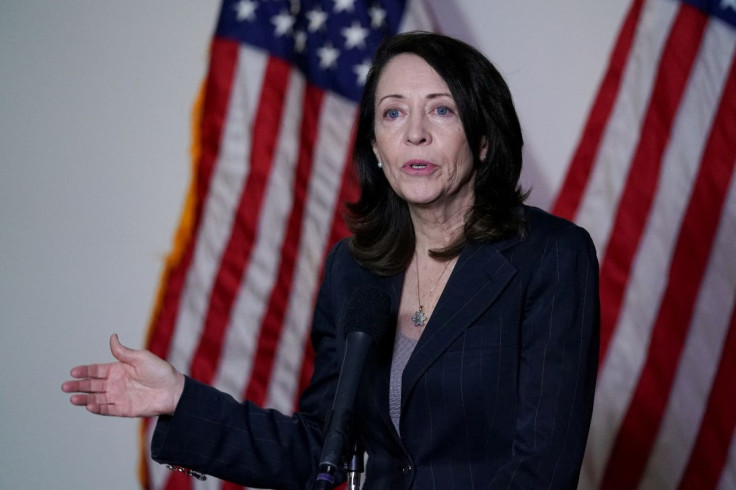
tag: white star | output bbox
[234,0,258,22]
[294,30,308,53]
[333,0,356,14]
[368,5,386,28]
[353,59,372,85]
[342,21,369,50]
[306,7,328,32]
[317,43,340,69]
[721,0,736,11]
[271,9,295,37]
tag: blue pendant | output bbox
[411,306,427,327]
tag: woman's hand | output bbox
[61,334,185,418]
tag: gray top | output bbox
[389,331,419,434]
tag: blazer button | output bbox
[400,464,413,474]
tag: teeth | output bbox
[411,164,426,168]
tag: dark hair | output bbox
[346,31,527,276]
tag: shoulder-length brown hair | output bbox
[346,31,527,276]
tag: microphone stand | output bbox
[314,286,389,489]
[315,437,364,490]
[344,440,364,490]
[315,409,354,489]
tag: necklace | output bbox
[411,255,453,327]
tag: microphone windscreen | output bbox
[342,286,391,343]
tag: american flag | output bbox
[140,1,434,489]
[553,0,736,488]
[139,0,736,489]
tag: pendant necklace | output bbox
[411,255,453,327]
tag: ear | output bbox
[479,137,489,161]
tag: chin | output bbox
[399,186,442,204]
[406,195,444,208]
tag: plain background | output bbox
[0,1,629,488]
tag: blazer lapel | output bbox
[400,240,518,406]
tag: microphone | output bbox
[315,286,391,489]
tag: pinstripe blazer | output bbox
[151,205,600,489]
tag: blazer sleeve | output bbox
[150,243,345,489]
[490,223,600,489]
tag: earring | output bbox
[377,161,383,168]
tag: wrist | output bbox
[166,371,186,416]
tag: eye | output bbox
[384,108,401,119]
[434,105,452,116]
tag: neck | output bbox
[410,200,470,255]
[408,182,474,251]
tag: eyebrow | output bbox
[377,92,453,104]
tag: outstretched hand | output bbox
[61,334,185,417]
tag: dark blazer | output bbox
[152,206,600,489]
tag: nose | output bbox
[405,112,430,145]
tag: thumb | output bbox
[109,333,136,363]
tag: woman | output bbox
[63,31,599,489]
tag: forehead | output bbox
[375,53,450,96]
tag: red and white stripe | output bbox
[554,0,736,488]
[142,2,435,489]
[142,0,736,488]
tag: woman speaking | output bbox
[63,31,600,489]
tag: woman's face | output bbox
[372,53,486,212]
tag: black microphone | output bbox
[315,286,391,489]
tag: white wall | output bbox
[0,1,628,488]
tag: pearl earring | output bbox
[377,161,383,168]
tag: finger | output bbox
[69,394,90,406]
[87,398,125,417]
[69,363,111,379]
[77,378,108,393]
[69,365,90,378]
[110,333,136,364]
[83,393,110,413]
[63,375,110,393]
[62,380,82,393]
[85,400,104,415]
[95,402,115,417]
[68,393,121,416]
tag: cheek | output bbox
[372,133,393,162]
[449,144,475,181]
